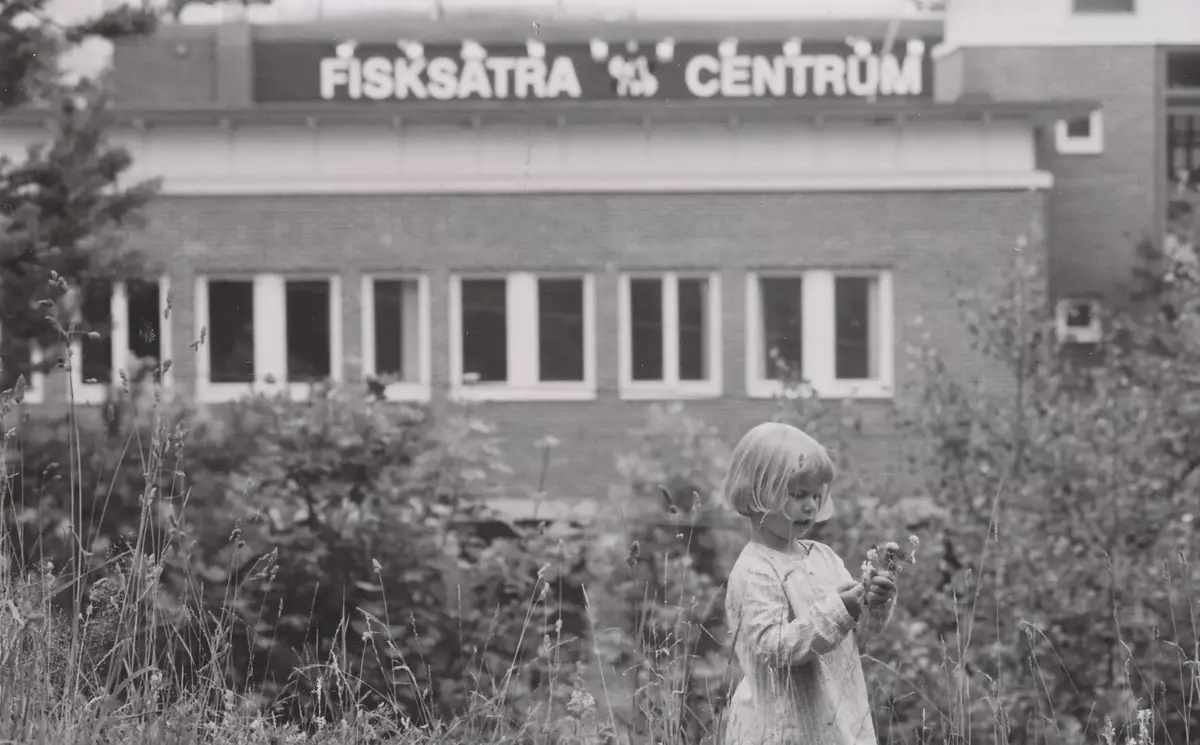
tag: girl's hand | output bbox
[866,571,896,608]
[837,581,866,621]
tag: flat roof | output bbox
[146,14,944,45]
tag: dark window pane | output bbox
[1065,116,1091,138]
[81,281,112,384]
[538,278,585,382]
[1072,0,1133,12]
[677,278,708,381]
[461,279,507,383]
[835,277,875,380]
[286,280,331,383]
[208,280,254,383]
[1064,300,1094,328]
[760,278,803,380]
[127,280,161,378]
[1168,52,1200,89]
[630,278,664,382]
[373,279,420,383]
[0,334,33,394]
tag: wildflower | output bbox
[567,688,596,718]
[1136,708,1152,745]
[861,534,920,588]
[627,540,641,569]
[372,558,382,574]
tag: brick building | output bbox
[3,1,1193,517]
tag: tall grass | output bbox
[1,320,1196,744]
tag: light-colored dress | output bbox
[722,540,895,745]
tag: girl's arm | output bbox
[730,557,858,669]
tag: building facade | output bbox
[10,3,1184,517]
[940,0,1200,320]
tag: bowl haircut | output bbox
[723,422,836,522]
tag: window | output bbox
[1072,0,1134,12]
[361,275,430,400]
[1167,52,1200,90]
[195,274,342,402]
[73,278,172,404]
[619,272,722,398]
[1056,298,1102,344]
[1168,112,1200,190]
[1055,110,1104,155]
[449,272,595,401]
[746,270,893,399]
[0,327,45,405]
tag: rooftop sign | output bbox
[253,37,935,104]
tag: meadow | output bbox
[1,249,1197,745]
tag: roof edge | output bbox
[0,98,1099,130]
[137,15,945,45]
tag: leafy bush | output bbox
[854,235,1200,744]
[587,402,738,743]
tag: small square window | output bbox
[1065,117,1091,139]
[1055,111,1104,155]
[1056,298,1102,344]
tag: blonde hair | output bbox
[723,422,836,521]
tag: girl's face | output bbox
[759,475,828,543]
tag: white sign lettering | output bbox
[683,52,923,100]
[320,54,583,101]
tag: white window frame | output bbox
[71,277,173,405]
[0,326,46,406]
[448,271,596,402]
[360,273,432,402]
[1055,111,1104,155]
[618,271,723,400]
[745,269,894,400]
[195,274,343,403]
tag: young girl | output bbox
[721,422,896,745]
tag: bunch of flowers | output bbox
[860,535,920,588]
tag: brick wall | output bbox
[955,46,1159,302]
[85,190,1044,510]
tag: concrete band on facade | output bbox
[0,12,1136,521]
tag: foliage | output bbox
[1,0,159,387]
[3,376,614,736]
[164,0,274,20]
[859,229,1200,744]
[587,403,738,743]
